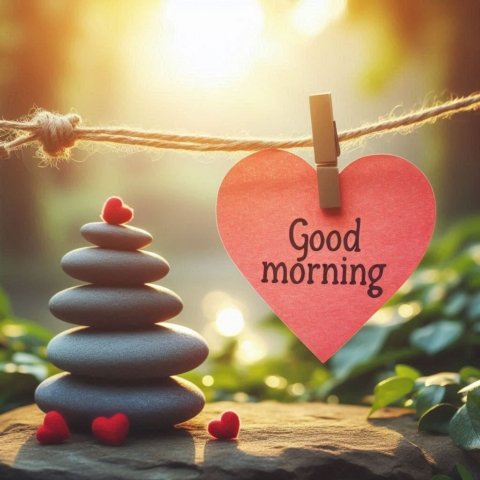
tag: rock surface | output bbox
[49,284,183,327]
[47,323,209,378]
[35,373,205,429]
[0,402,478,480]
[61,247,170,285]
[81,222,152,250]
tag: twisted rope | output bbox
[1,92,479,166]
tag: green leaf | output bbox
[395,364,420,380]
[458,379,480,395]
[416,372,460,388]
[418,403,457,434]
[459,366,480,384]
[409,320,463,354]
[449,391,480,450]
[330,325,392,378]
[369,376,415,417]
[415,385,446,418]
[456,463,475,480]
[0,290,11,319]
[466,293,480,320]
[443,291,469,317]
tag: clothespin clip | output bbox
[309,93,341,208]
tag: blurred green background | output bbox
[0,0,479,411]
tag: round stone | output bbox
[81,222,152,250]
[47,323,209,378]
[35,373,205,430]
[61,247,170,285]
[49,285,183,328]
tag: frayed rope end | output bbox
[0,110,81,163]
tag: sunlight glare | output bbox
[215,307,245,337]
[162,0,264,84]
[236,337,267,364]
[293,0,347,36]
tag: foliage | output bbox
[0,289,56,413]
[369,364,480,451]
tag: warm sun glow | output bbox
[162,0,264,84]
[235,337,267,364]
[215,307,245,337]
[292,0,347,36]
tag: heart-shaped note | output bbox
[217,149,435,362]
[36,411,70,445]
[92,413,129,446]
[208,410,240,439]
[101,196,134,225]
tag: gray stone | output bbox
[81,222,152,250]
[47,323,209,378]
[61,247,170,285]
[49,285,183,328]
[1,402,478,480]
[35,373,205,430]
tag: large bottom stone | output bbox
[35,373,205,430]
[0,402,478,480]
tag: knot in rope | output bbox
[34,111,81,156]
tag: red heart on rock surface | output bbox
[101,196,134,225]
[208,411,240,439]
[36,411,70,445]
[217,149,436,362]
[92,413,129,446]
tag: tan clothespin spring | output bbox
[309,94,341,208]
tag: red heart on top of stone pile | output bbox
[101,197,134,225]
[208,410,240,439]
[92,413,129,446]
[36,411,70,445]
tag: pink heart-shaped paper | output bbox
[217,149,435,362]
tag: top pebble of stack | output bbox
[81,196,152,251]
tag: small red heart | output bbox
[92,413,129,446]
[101,197,134,225]
[208,410,240,440]
[36,411,70,445]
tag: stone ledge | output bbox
[0,402,478,480]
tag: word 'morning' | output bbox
[261,258,386,299]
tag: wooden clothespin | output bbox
[309,93,341,208]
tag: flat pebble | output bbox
[81,222,152,250]
[35,373,205,430]
[61,247,170,285]
[47,323,209,378]
[49,285,183,328]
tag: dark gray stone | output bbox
[49,285,183,328]
[47,323,209,379]
[35,373,205,430]
[81,222,152,250]
[1,403,478,480]
[61,247,170,285]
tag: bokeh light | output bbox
[215,307,245,337]
[235,336,267,364]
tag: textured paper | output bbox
[217,149,436,362]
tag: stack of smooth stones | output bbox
[35,197,208,430]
